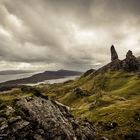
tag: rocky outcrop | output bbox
[73,87,90,97]
[94,46,140,74]
[0,96,95,140]
[122,50,139,72]
[111,45,119,61]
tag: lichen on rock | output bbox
[0,96,95,140]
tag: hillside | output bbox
[0,46,140,140]
[35,46,140,139]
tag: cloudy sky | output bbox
[0,0,140,71]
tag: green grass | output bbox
[39,70,140,139]
[0,70,140,139]
[0,88,33,106]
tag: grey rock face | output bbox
[0,97,95,140]
[126,50,133,59]
[96,47,140,74]
[122,50,139,72]
[111,45,118,61]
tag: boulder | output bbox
[73,87,90,97]
[0,96,95,140]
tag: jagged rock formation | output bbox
[0,96,95,140]
[122,50,139,72]
[111,45,119,61]
[95,45,140,74]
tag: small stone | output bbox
[110,122,118,128]
[6,106,15,115]
[0,124,8,130]
[34,134,43,140]
[36,129,44,135]
[12,120,30,132]
[100,137,109,140]
[8,116,22,124]
[0,117,6,122]
[89,100,97,110]
[26,96,33,101]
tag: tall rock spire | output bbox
[111,45,118,61]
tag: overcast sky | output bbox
[0,0,140,71]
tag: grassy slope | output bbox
[0,88,33,122]
[37,70,140,139]
[0,70,140,139]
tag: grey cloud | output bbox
[0,0,140,71]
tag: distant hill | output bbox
[0,70,82,90]
[0,70,34,75]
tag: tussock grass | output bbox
[40,70,140,139]
[0,70,140,139]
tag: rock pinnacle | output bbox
[111,45,118,61]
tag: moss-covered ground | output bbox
[36,70,140,139]
[0,70,140,139]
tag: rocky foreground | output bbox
[0,96,95,140]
